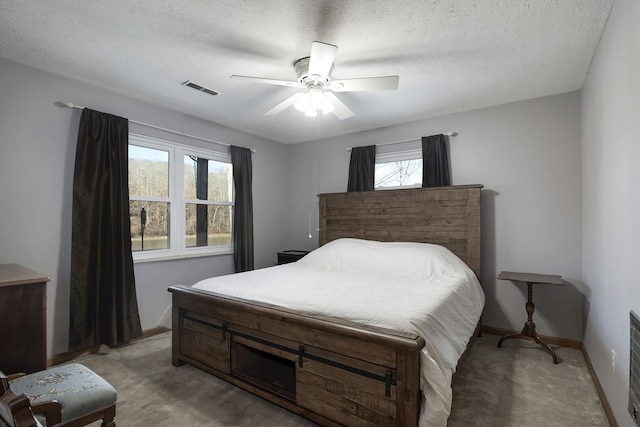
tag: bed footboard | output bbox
[169,284,425,427]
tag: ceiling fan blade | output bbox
[230,75,304,88]
[330,76,399,92]
[324,92,354,120]
[264,94,299,116]
[308,41,338,81]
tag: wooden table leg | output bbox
[497,282,559,364]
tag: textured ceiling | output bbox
[0,0,612,144]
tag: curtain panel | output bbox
[421,134,451,187]
[230,145,254,272]
[347,145,376,192]
[69,108,142,351]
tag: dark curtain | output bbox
[422,134,451,187]
[347,145,376,192]
[69,108,142,351]
[230,146,254,272]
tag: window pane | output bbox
[375,159,423,189]
[184,156,233,202]
[185,204,232,247]
[130,201,169,251]
[129,145,169,198]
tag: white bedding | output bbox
[192,238,485,427]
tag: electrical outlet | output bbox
[611,349,616,373]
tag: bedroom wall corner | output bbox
[581,0,640,425]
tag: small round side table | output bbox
[496,270,564,364]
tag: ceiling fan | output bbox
[230,41,399,119]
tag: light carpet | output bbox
[75,331,609,426]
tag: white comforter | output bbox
[192,238,485,427]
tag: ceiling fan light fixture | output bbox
[312,90,335,115]
[294,92,311,113]
[294,88,334,117]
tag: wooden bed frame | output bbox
[169,185,482,427]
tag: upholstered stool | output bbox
[9,364,116,427]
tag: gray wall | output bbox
[0,58,289,357]
[288,92,584,341]
[582,0,640,425]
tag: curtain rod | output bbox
[60,102,256,153]
[346,132,457,152]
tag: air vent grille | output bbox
[182,80,219,96]
[630,311,640,425]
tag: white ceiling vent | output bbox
[182,80,219,96]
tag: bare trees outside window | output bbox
[184,156,233,248]
[129,145,169,251]
[128,135,233,258]
[375,159,422,189]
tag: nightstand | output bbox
[277,250,309,265]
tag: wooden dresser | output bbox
[0,264,50,373]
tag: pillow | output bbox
[298,238,471,282]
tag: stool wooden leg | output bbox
[101,405,116,427]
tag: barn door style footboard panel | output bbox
[169,285,425,427]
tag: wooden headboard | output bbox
[318,185,483,279]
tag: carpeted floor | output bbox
[76,331,609,426]
[448,334,609,427]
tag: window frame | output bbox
[374,148,423,190]
[129,133,234,262]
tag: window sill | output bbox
[133,250,233,264]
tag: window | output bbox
[128,134,233,260]
[183,155,233,248]
[374,149,422,190]
[129,144,170,252]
